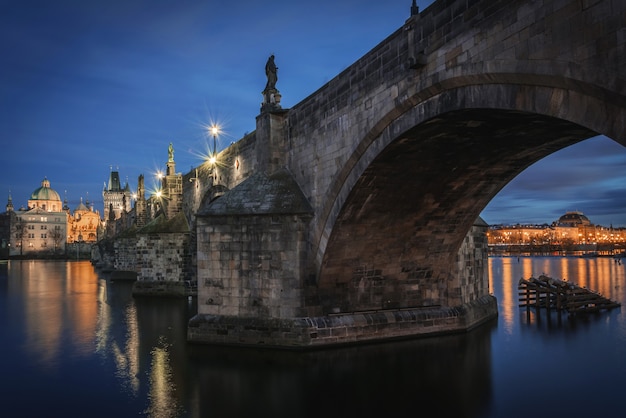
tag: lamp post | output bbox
[209,124,219,166]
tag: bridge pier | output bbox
[189,197,497,348]
[188,295,497,349]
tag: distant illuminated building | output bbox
[6,178,68,256]
[553,211,592,243]
[28,177,63,212]
[1,178,103,257]
[68,198,101,243]
[488,210,626,246]
[556,211,591,226]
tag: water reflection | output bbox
[96,279,141,395]
[2,258,624,417]
[145,336,183,418]
[1,261,187,418]
[186,321,495,418]
[7,260,99,369]
[489,256,626,334]
[96,279,188,416]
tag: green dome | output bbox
[30,178,61,202]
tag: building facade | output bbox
[2,178,103,257]
[488,211,626,247]
[67,198,101,243]
[7,178,68,256]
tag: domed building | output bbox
[552,210,597,244]
[28,177,63,212]
[3,178,72,256]
[557,211,592,227]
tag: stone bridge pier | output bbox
[187,0,625,348]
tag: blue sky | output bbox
[1,0,625,227]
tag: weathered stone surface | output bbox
[187,294,497,348]
[196,169,313,321]
[198,168,313,216]
[183,0,624,347]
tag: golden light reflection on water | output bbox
[95,280,140,396]
[490,256,626,332]
[5,260,184,416]
[8,260,98,369]
[144,337,183,418]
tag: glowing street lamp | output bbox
[208,124,219,165]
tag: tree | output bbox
[11,215,24,256]
[49,225,64,254]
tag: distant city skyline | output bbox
[2,0,626,227]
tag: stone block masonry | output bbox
[188,295,497,349]
[183,0,623,347]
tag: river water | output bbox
[0,257,625,418]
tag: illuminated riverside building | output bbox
[4,178,68,256]
[68,198,101,243]
[488,211,626,247]
[1,178,102,257]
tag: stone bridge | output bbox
[186,0,626,348]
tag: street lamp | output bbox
[208,124,219,165]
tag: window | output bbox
[41,234,47,239]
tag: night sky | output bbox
[2,0,625,227]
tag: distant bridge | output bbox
[185,0,625,348]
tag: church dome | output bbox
[30,178,61,202]
[558,211,591,226]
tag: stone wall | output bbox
[196,169,314,319]
[197,214,310,318]
[136,232,191,282]
[188,295,497,349]
[452,217,489,306]
[114,237,137,272]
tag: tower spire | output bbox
[6,190,13,212]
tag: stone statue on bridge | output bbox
[261,54,282,111]
[168,142,174,162]
[265,54,278,90]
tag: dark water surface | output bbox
[1,258,625,418]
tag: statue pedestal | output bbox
[261,88,281,112]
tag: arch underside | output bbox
[317,109,597,313]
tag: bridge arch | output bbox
[190,0,625,347]
[314,78,622,313]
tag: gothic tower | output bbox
[102,168,131,221]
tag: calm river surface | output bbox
[1,257,625,418]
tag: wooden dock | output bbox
[518,274,621,314]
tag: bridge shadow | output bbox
[186,320,496,418]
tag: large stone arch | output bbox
[313,79,624,313]
[189,0,625,347]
